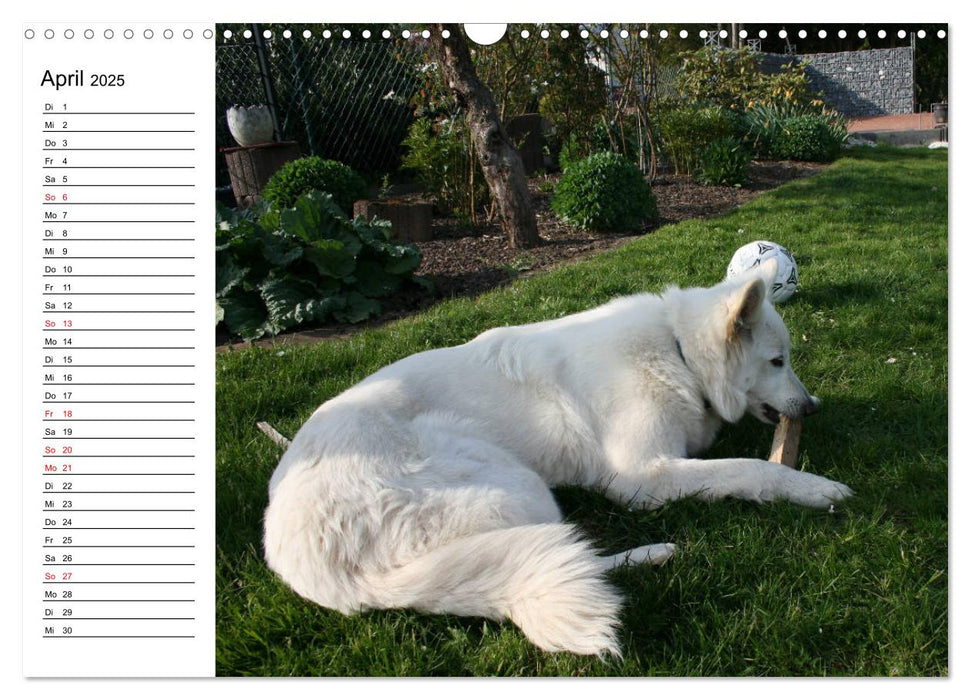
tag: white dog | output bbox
[263,260,852,657]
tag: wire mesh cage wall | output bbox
[216,26,426,188]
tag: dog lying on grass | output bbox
[264,260,852,656]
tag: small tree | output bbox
[592,26,662,179]
[429,25,540,249]
[472,24,608,151]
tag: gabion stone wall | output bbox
[761,47,915,117]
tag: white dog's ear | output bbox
[726,277,765,342]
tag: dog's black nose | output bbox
[804,395,821,416]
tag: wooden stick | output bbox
[769,415,802,468]
[256,421,292,449]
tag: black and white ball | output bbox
[727,240,799,303]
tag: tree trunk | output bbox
[430,24,541,249]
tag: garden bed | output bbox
[218,159,825,348]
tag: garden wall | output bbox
[760,47,915,117]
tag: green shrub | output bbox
[769,115,840,162]
[741,104,847,161]
[401,116,489,219]
[594,119,645,164]
[216,191,423,340]
[557,119,646,173]
[557,131,592,172]
[557,132,580,172]
[262,157,368,214]
[677,46,817,111]
[657,105,738,174]
[695,137,751,186]
[551,151,658,231]
[739,103,786,158]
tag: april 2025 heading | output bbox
[40,69,126,89]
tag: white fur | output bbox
[263,263,852,657]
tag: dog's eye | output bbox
[771,357,785,367]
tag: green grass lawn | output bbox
[215,146,948,676]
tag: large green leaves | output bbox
[304,238,357,279]
[352,258,404,298]
[279,190,343,242]
[215,190,424,340]
[334,292,382,324]
[259,274,343,334]
[218,289,271,341]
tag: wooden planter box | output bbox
[221,141,301,208]
[353,199,433,243]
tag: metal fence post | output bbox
[288,37,317,156]
[910,33,917,114]
[252,23,284,142]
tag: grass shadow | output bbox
[794,280,884,306]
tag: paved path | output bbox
[847,112,944,133]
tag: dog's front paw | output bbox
[773,468,854,508]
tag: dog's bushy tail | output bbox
[366,523,623,657]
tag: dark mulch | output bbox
[219,160,825,349]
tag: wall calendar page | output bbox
[14,8,956,692]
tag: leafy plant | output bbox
[769,115,844,162]
[676,46,817,111]
[738,102,791,158]
[535,175,557,194]
[551,151,658,231]
[216,191,423,340]
[557,131,591,172]
[657,105,738,175]
[401,116,489,220]
[558,118,652,174]
[695,137,751,186]
[676,47,761,109]
[588,29,664,178]
[593,118,643,165]
[261,157,368,214]
[740,104,847,162]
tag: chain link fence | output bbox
[216,25,426,187]
[215,25,690,193]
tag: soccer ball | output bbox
[726,240,799,303]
